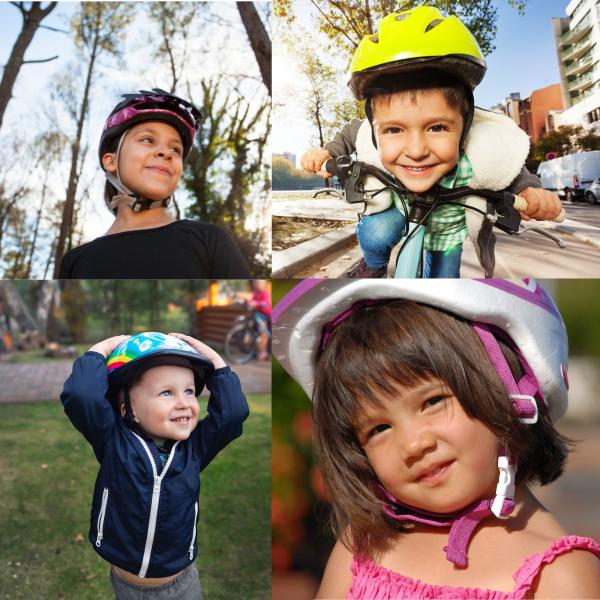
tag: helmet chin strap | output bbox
[379,322,540,568]
[105,131,172,214]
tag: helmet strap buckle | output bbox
[491,456,516,518]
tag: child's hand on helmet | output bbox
[89,335,130,358]
[300,148,333,178]
[518,187,563,221]
[168,333,227,369]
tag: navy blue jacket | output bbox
[60,351,249,578]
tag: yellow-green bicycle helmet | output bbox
[348,6,486,100]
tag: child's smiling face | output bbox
[373,89,463,194]
[355,375,498,514]
[128,364,199,445]
[102,121,184,202]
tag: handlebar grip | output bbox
[513,194,528,212]
[322,158,338,176]
[514,194,567,223]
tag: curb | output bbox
[272,224,356,278]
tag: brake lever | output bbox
[312,188,343,199]
[511,225,567,248]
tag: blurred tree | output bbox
[181,77,270,275]
[61,280,86,342]
[529,125,600,168]
[0,2,58,132]
[148,2,205,93]
[302,51,336,151]
[273,156,324,190]
[275,0,529,57]
[237,2,272,96]
[53,2,136,278]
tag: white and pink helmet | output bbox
[273,278,569,567]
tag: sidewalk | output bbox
[0,359,271,404]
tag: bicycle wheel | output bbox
[224,322,257,364]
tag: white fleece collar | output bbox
[464,108,530,191]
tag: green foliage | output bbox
[181,78,270,276]
[531,125,600,164]
[273,156,325,190]
[555,280,600,357]
[71,2,136,55]
[277,0,530,58]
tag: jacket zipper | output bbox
[96,487,109,547]
[189,501,198,559]
[132,433,180,578]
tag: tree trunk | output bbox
[53,22,100,278]
[0,2,57,132]
[236,2,271,96]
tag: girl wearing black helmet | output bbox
[58,89,250,278]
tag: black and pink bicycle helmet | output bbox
[99,88,203,164]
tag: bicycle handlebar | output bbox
[323,156,566,224]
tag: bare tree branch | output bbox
[23,55,58,64]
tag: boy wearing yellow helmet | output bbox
[301,6,562,278]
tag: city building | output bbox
[553,0,600,131]
[493,85,564,142]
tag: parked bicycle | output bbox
[224,307,271,365]
[316,155,566,278]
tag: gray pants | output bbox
[110,564,202,600]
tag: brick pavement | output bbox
[0,359,271,404]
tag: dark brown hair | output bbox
[368,68,472,124]
[312,300,570,559]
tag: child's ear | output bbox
[102,152,117,174]
[120,402,140,423]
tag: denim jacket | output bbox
[61,351,249,578]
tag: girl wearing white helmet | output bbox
[58,88,249,279]
[273,279,600,599]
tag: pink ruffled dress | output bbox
[348,535,600,599]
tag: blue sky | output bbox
[476,0,568,107]
[274,0,572,158]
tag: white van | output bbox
[537,150,600,200]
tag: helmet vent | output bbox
[425,19,443,32]
[371,35,379,43]
[395,13,411,21]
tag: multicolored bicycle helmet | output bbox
[107,332,213,395]
[273,279,569,567]
[99,88,202,163]
[348,6,486,100]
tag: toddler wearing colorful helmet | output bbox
[58,88,249,278]
[273,279,600,598]
[61,331,249,598]
[301,7,562,278]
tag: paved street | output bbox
[0,358,270,404]
[278,193,600,277]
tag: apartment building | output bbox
[553,0,600,130]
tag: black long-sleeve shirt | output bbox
[58,219,250,279]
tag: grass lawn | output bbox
[0,395,271,600]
